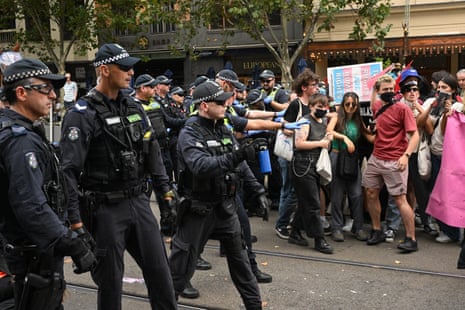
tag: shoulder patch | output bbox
[11,125,27,136]
[72,101,88,113]
[67,127,80,141]
[25,152,38,169]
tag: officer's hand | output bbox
[273,117,283,123]
[284,119,310,130]
[256,194,270,221]
[276,109,286,117]
[161,199,177,225]
[72,239,97,274]
[55,231,97,274]
[73,226,96,251]
[263,97,273,105]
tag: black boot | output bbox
[288,229,309,247]
[315,237,333,254]
[458,242,465,269]
[196,256,212,270]
[180,281,199,299]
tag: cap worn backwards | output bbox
[134,74,156,88]
[192,80,234,104]
[93,43,140,68]
[216,69,243,88]
[2,58,66,89]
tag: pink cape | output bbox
[426,111,465,228]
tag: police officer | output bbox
[0,58,95,309]
[132,74,177,237]
[59,44,177,310]
[258,69,289,112]
[170,80,263,309]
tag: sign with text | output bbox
[327,62,383,104]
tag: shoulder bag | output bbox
[273,99,302,161]
[336,140,359,180]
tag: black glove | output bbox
[55,231,97,274]
[160,200,177,226]
[73,226,96,251]
[256,194,270,221]
[232,138,268,165]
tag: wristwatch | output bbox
[404,153,411,158]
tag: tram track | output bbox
[205,244,465,280]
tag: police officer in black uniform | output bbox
[170,80,264,309]
[0,58,95,309]
[59,44,177,310]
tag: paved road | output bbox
[63,199,465,309]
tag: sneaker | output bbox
[367,229,385,245]
[331,230,344,242]
[320,216,332,236]
[414,210,422,227]
[385,229,395,243]
[288,229,309,247]
[436,231,454,243]
[275,227,290,240]
[342,219,354,232]
[397,237,418,252]
[424,223,439,237]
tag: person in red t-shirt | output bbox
[362,74,420,253]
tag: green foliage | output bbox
[149,0,392,85]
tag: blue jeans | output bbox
[385,196,401,231]
[275,157,297,229]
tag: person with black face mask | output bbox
[362,74,420,253]
[288,93,334,254]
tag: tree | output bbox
[0,0,144,74]
[156,0,392,86]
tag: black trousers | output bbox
[169,203,262,309]
[90,194,177,310]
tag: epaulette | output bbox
[71,100,88,113]
[0,120,28,137]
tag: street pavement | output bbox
[63,200,465,309]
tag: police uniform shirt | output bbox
[225,112,248,133]
[0,109,68,250]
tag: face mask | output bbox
[314,108,327,119]
[380,91,395,104]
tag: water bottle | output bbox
[258,145,272,174]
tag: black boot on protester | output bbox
[180,281,199,299]
[458,242,465,269]
[366,229,385,245]
[397,237,418,253]
[288,229,309,247]
[315,237,333,254]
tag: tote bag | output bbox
[417,133,431,181]
[273,100,302,161]
[316,148,332,185]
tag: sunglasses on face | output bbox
[261,79,273,84]
[344,102,357,108]
[22,83,55,95]
[406,88,419,93]
[116,64,133,72]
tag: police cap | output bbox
[2,58,66,89]
[216,69,243,89]
[259,69,275,79]
[135,74,156,88]
[193,80,233,104]
[93,43,140,68]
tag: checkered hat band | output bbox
[4,68,52,83]
[93,52,130,67]
[218,76,236,83]
[195,89,225,103]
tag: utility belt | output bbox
[90,182,149,204]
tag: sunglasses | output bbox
[344,102,357,108]
[406,88,419,92]
[22,83,55,95]
[116,64,133,72]
[261,79,273,84]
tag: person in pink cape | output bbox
[425,109,465,268]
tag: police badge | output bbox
[67,127,80,141]
[25,152,38,169]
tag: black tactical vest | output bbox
[80,91,148,191]
[180,117,238,202]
